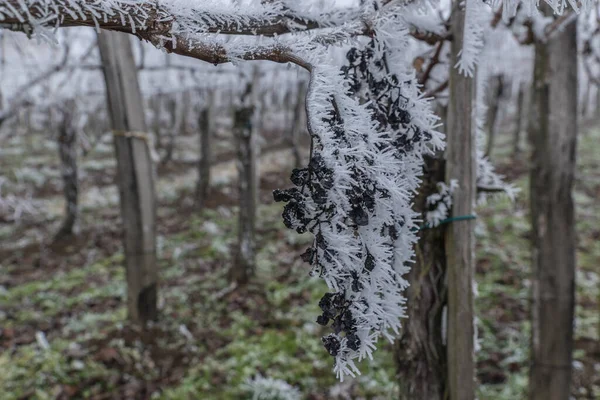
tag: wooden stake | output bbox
[97,31,158,325]
[445,3,476,399]
[529,7,577,399]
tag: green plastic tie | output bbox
[414,214,477,231]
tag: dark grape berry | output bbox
[300,248,314,264]
[341,309,357,334]
[365,253,375,272]
[316,314,329,326]
[363,193,375,212]
[347,334,361,351]
[319,293,338,319]
[290,168,309,186]
[273,189,288,202]
[350,206,369,226]
[322,334,341,356]
[351,272,363,292]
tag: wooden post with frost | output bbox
[395,104,448,400]
[229,82,258,284]
[445,3,476,399]
[161,94,178,165]
[150,93,163,153]
[55,102,78,239]
[290,81,307,168]
[528,7,577,400]
[196,90,214,208]
[97,31,158,324]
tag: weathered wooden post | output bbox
[195,90,214,209]
[55,101,78,238]
[485,74,504,160]
[161,94,178,165]
[97,31,158,324]
[445,2,476,399]
[395,104,448,400]
[229,80,258,284]
[528,7,578,400]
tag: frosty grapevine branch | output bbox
[0,0,319,69]
[0,0,448,66]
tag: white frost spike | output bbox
[178,324,194,341]
[425,179,458,227]
[455,0,489,77]
[35,331,50,350]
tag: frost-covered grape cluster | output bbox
[275,31,443,378]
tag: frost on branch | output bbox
[456,0,589,78]
[425,179,458,228]
[275,25,443,378]
[490,0,591,22]
[0,0,363,50]
[455,0,489,77]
